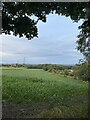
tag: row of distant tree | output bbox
[1,63,72,69]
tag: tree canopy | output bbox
[2,2,90,60]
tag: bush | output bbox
[63,70,69,76]
[74,62,89,81]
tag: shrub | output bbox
[74,62,89,81]
[63,70,69,76]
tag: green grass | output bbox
[2,68,89,118]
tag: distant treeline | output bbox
[1,63,73,70]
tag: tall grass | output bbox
[2,68,88,118]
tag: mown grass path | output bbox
[2,68,88,118]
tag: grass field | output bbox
[2,67,88,118]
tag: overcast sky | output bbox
[0,14,84,65]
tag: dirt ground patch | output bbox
[2,101,49,118]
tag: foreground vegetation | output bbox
[2,67,88,118]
